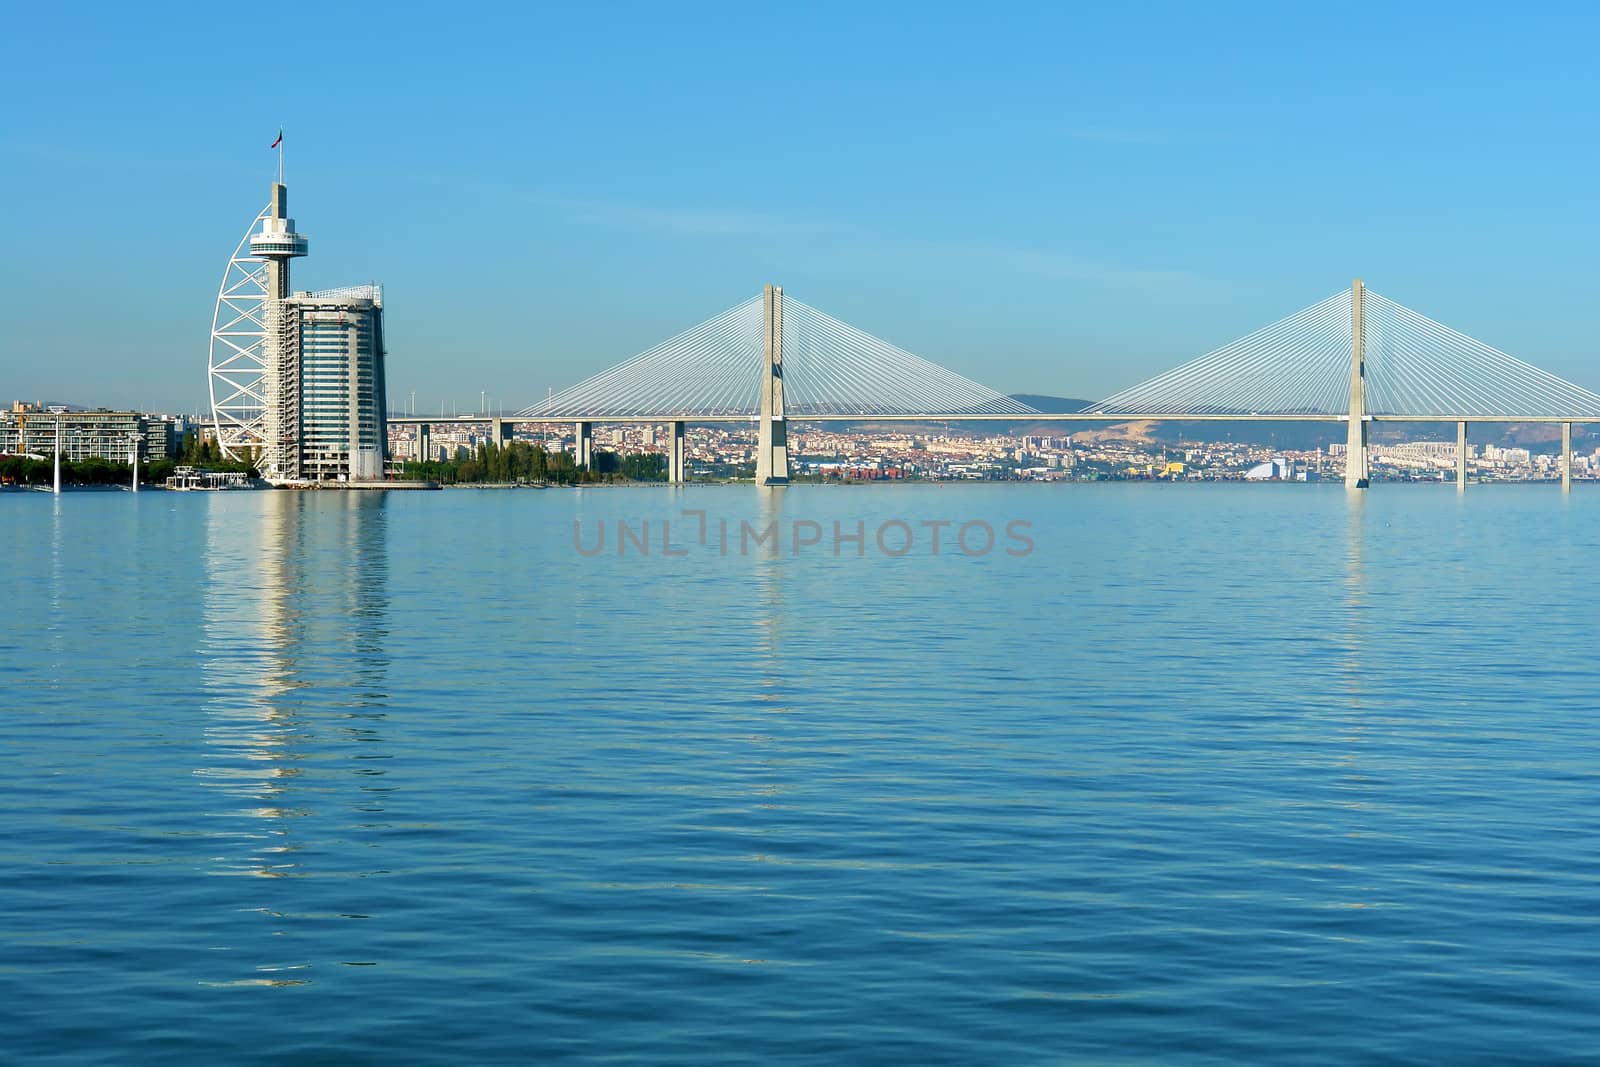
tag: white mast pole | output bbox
[50,406,65,494]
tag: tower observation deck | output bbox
[250,183,308,294]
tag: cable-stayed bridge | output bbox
[514,290,1035,421]
[388,280,1600,489]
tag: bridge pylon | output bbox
[1345,277,1369,489]
[756,284,790,485]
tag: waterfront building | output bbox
[1482,445,1532,466]
[143,415,181,459]
[1245,456,1294,480]
[268,287,389,482]
[1,404,174,461]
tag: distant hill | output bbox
[790,396,1094,436]
[1010,394,1096,414]
[996,396,1341,447]
[795,393,1594,452]
[1005,395,1592,452]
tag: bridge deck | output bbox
[386,413,1592,426]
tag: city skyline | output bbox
[4,4,1599,413]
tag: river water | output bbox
[3,485,1597,1063]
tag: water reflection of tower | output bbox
[1341,490,1367,674]
[197,492,305,878]
[755,487,785,707]
[1338,491,1370,742]
[330,494,394,822]
[197,492,393,877]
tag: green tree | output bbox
[619,453,667,481]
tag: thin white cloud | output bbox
[557,198,856,240]
[1058,127,1175,144]
[542,193,1215,292]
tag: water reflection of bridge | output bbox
[390,280,1600,492]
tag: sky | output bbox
[3,1,1598,414]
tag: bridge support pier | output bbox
[1562,421,1572,491]
[491,419,513,449]
[669,421,686,483]
[756,284,790,485]
[1457,421,1467,490]
[1345,279,1369,489]
[575,421,593,470]
[418,423,431,464]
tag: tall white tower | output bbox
[252,183,308,480]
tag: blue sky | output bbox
[3,1,1597,412]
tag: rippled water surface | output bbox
[3,484,1598,1063]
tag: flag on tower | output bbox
[270,128,283,149]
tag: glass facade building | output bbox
[268,287,388,483]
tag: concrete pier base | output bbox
[1345,419,1369,489]
[1457,420,1467,490]
[1562,421,1572,491]
[418,423,431,464]
[491,419,513,448]
[669,421,686,483]
[576,421,593,470]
